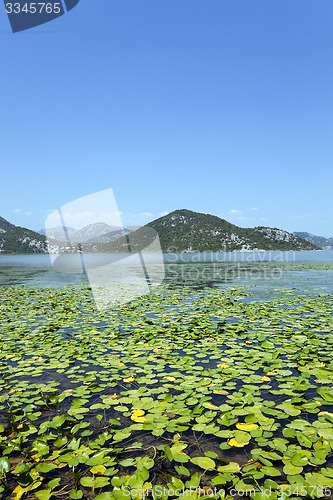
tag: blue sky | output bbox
[1,0,332,236]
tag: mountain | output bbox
[0,218,131,254]
[73,223,129,243]
[0,211,319,254]
[0,216,50,254]
[39,223,130,243]
[38,226,77,241]
[293,232,333,250]
[0,216,15,231]
[145,209,319,252]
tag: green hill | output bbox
[0,217,49,254]
[146,209,319,252]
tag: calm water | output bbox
[0,252,332,294]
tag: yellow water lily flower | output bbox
[131,409,146,422]
[228,437,249,448]
[90,464,106,475]
[236,422,259,431]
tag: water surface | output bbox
[0,252,332,296]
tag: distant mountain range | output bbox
[0,210,326,254]
[293,232,333,250]
[38,223,130,243]
[38,226,77,241]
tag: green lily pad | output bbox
[190,456,216,470]
[283,462,303,475]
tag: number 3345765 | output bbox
[5,3,62,14]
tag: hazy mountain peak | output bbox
[39,226,77,241]
[72,223,126,243]
[294,232,333,250]
[39,222,129,243]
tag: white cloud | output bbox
[250,207,259,211]
[13,208,22,213]
[229,209,243,215]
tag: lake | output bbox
[1,251,333,498]
[0,251,333,296]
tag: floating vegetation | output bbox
[1,284,333,499]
